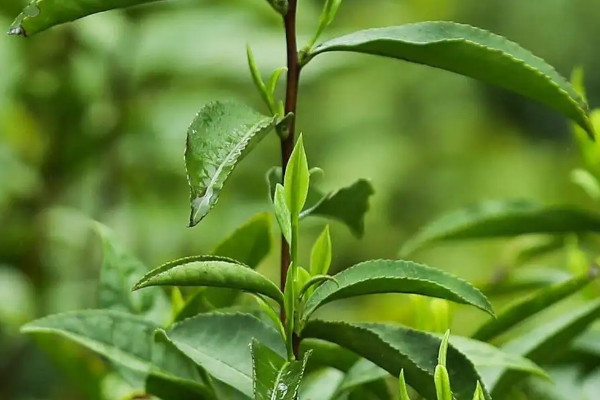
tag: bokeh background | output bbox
[1,0,600,399]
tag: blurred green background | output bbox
[1,0,599,399]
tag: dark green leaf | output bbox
[133,257,283,305]
[400,200,600,256]
[9,0,163,37]
[252,340,310,400]
[186,101,277,226]
[336,358,388,395]
[482,267,572,296]
[94,222,168,325]
[302,320,490,400]
[473,271,598,341]
[166,312,286,397]
[267,168,374,237]
[487,299,600,395]
[302,259,493,321]
[308,22,593,137]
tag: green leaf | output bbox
[398,370,410,400]
[571,169,600,201]
[147,330,216,400]
[267,168,374,237]
[275,184,293,244]
[186,101,277,226]
[310,225,332,276]
[302,259,494,321]
[251,340,311,400]
[401,200,600,256]
[94,222,168,324]
[336,358,388,395]
[446,335,548,385]
[434,364,452,400]
[302,179,374,238]
[246,45,273,114]
[133,257,284,305]
[481,267,571,296]
[473,271,598,341]
[166,312,286,397]
[8,0,163,37]
[298,275,339,300]
[307,22,593,137]
[300,368,344,400]
[487,299,600,395]
[283,263,296,359]
[302,320,490,400]
[21,309,212,399]
[284,135,310,217]
[212,212,272,269]
[472,382,485,400]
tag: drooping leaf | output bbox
[400,200,600,256]
[212,212,272,269]
[302,179,374,238]
[307,22,593,137]
[133,257,283,305]
[251,340,310,400]
[186,101,277,226]
[284,135,310,217]
[20,309,213,398]
[487,299,600,395]
[8,0,163,37]
[446,335,548,388]
[473,271,598,341]
[302,320,490,400]
[166,312,286,397]
[310,225,332,277]
[302,259,493,321]
[94,222,169,325]
[267,168,374,237]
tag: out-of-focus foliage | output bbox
[2,0,600,399]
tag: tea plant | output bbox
[9,0,598,399]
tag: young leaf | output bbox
[93,222,169,324]
[306,22,594,137]
[166,312,286,397]
[283,135,310,217]
[302,259,494,321]
[267,68,287,99]
[274,184,293,244]
[310,225,332,276]
[132,257,284,305]
[251,340,310,400]
[267,168,374,237]
[283,263,296,359]
[8,0,163,37]
[302,320,491,400]
[398,370,410,400]
[246,45,273,114]
[253,295,285,340]
[298,275,339,300]
[487,299,600,395]
[400,200,600,256]
[186,101,277,226]
[472,382,485,400]
[438,330,450,367]
[434,365,452,400]
[473,270,598,341]
[212,212,272,269]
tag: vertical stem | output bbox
[280,0,300,312]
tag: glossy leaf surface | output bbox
[284,135,310,216]
[9,0,163,36]
[133,257,283,304]
[166,312,286,397]
[302,320,490,400]
[473,271,597,341]
[309,22,593,136]
[186,101,277,226]
[252,340,310,400]
[401,200,600,256]
[303,259,493,320]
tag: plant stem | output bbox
[280,0,300,312]
[280,0,301,360]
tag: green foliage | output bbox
[302,259,494,321]
[186,101,277,226]
[307,22,594,137]
[401,200,600,255]
[10,0,600,399]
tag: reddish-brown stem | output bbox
[280,0,301,356]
